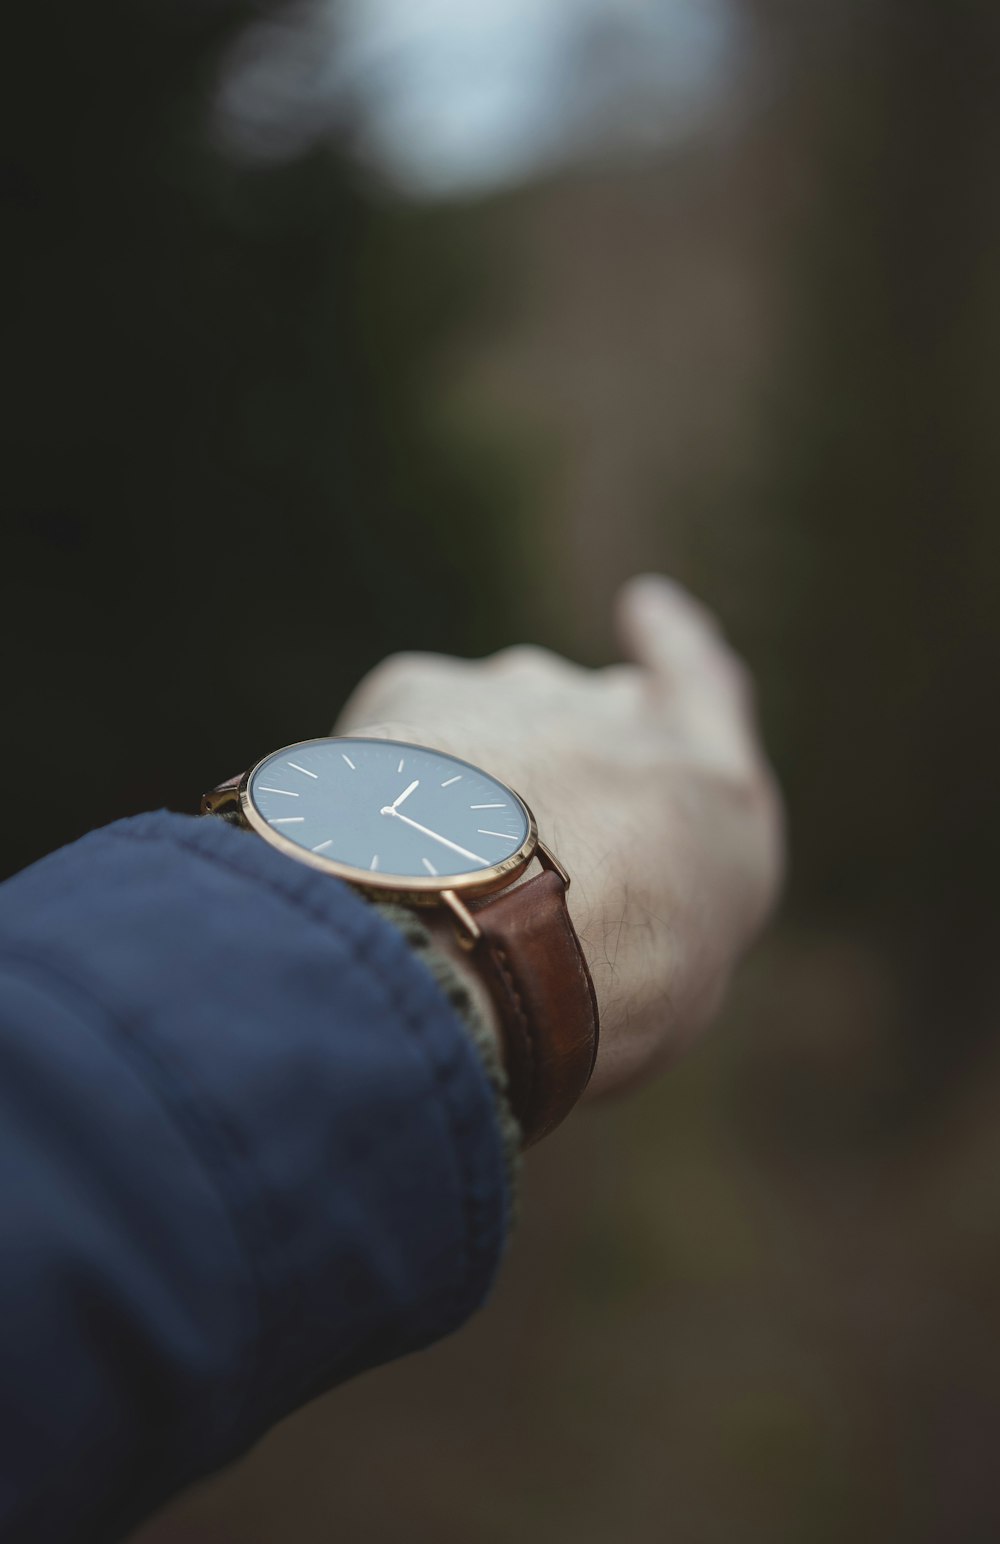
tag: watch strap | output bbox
[466,868,599,1147]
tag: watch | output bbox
[201,736,599,1146]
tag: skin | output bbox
[335,574,784,1101]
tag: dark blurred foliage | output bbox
[769,0,1000,976]
[6,1,1000,1541]
[744,0,1000,1168]
[4,1,522,874]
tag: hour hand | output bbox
[389,778,419,811]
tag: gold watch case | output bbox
[203,736,569,943]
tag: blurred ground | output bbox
[6,2,1000,1540]
[133,933,1000,1544]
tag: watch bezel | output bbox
[238,736,539,904]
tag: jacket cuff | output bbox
[0,810,510,1449]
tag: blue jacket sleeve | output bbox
[0,811,509,1543]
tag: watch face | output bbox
[244,737,533,887]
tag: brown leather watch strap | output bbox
[466,868,599,1148]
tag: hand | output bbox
[335,575,784,1098]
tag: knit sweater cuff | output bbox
[372,902,521,1222]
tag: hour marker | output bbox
[470,803,505,809]
[342,754,357,770]
[421,857,438,875]
[441,775,461,787]
[312,839,333,853]
[259,786,298,797]
[477,829,512,840]
[273,816,305,824]
[369,854,380,871]
[397,759,405,773]
[287,761,318,779]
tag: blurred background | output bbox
[6,0,1000,1539]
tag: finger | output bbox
[615,573,727,682]
[617,574,754,711]
[616,574,760,766]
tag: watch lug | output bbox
[441,889,482,948]
[200,783,241,817]
[535,840,570,890]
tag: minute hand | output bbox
[380,807,488,866]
